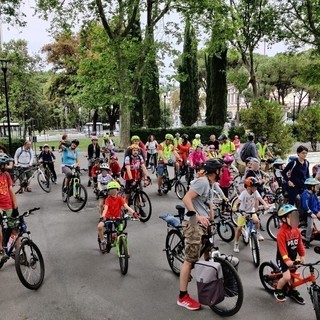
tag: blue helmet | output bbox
[278,204,297,218]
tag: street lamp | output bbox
[0,59,12,155]
[292,89,296,124]
[164,93,167,130]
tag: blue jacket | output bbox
[301,189,320,217]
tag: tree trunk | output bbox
[249,50,258,98]
[92,109,98,134]
[236,92,240,126]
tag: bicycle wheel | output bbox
[175,181,186,200]
[37,171,51,193]
[250,233,260,267]
[12,171,25,194]
[210,256,243,317]
[313,289,320,320]
[241,228,249,245]
[15,239,45,290]
[165,229,184,276]
[259,261,281,294]
[61,178,68,202]
[133,191,152,222]
[118,236,129,275]
[266,213,281,241]
[66,183,88,212]
[217,221,235,243]
[230,197,239,226]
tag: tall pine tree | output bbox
[179,18,199,127]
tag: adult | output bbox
[125,135,146,160]
[206,134,219,152]
[177,158,225,310]
[176,134,191,170]
[233,135,241,153]
[173,133,182,148]
[87,136,101,186]
[218,134,236,157]
[38,144,57,183]
[0,144,13,169]
[192,134,201,149]
[14,141,34,192]
[240,132,258,162]
[101,134,115,159]
[256,137,273,171]
[145,135,158,169]
[282,145,310,205]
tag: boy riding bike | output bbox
[274,204,305,304]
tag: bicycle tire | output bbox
[118,236,129,275]
[66,183,88,212]
[313,289,320,320]
[266,213,281,241]
[12,170,25,194]
[61,178,68,202]
[15,239,45,290]
[230,197,239,226]
[241,228,249,245]
[217,221,235,242]
[37,171,51,193]
[133,191,152,222]
[165,229,184,276]
[210,256,243,317]
[250,233,260,267]
[174,181,186,200]
[259,261,280,294]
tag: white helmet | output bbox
[195,134,201,139]
[100,163,110,170]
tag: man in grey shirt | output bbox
[177,158,225,311]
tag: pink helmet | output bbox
[223,155,234,163]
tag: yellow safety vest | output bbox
[257,142,268,160]
[158,142,174,161]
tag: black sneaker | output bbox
[157,189,162,196]
[87,180,92,187]
[288,289,305,305]
[274,289,286,303]
[304,241,310,249]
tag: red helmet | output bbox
[244,177,260,188]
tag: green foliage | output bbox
[228,126,246,142]
[240,98,294,157]
[0,138,25,156]
[131,125,223,144]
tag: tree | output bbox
[178,18,199,126]
[240,98,294,157]
[1,0,26,26]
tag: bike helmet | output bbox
[131,135,140,142]
[43,144,49,148]
[278,204,298,218]
[0,153,13,166]
[260,137,267,142]
[165,133,174,141]
[71,139,79,146]
[244,177,260,188]
[196,144,204,149]
[181,134,189,140]
[91,136,98,141]
[223,155,234,163]
[203,158,225,174]
[110,155,118,161]
[107,181,121,190]
[175,133,180,137]
[130,144,140,150]
[218,134,227,140]
[195,134,201,139]
[249,157,259,163]
[103,134,110,140]
[304,178,320,186]
[273,158,285,166]
[100,163,110,171]
[209,145,215,150]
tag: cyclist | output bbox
[61,139,80,192]
[301,178,320,248]
[205,145,218,159]
[187,144,206,187]
[232,177,269,252]
[273,158,286,188]
[240,132,258,161]
[87,136,101,187]
[97,181,138,252]
[191,133,201,149]
[145,135,158,169]
[0,144,13,170]
[38,144,57,183]
[274,204,305,304]
[157,134,181,196]
[0,153,19,263]
[173,133,182,147]
[219,134,236,157]
[219,155,234,199]
[177,158,224,311]
[97,163,114,216]
[205,134,220,152]
[91,158,102,191]
[123,144,149,202]
[13,141,34,193]
[101,134,115,159]
[176,134,191,175]
[245,157,267,195]
[233,135,241,154]
[109,155,121,179]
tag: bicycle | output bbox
[0,207,45,290]
[147,152,157,174]
[160,206,243,316]
[62,166,88,212]
[159,162,186,200]
[41,161,56,183]
[12,164,51,194]
[259,254,320,319]
[98,216,130,275]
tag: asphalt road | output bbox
[0,152,319,320]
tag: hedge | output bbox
[131,126,223,143]
[228,126,247,142]
[0,138,25,156]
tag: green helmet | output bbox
[107,181,121,190]
[277,204,297,218]
[165,133,174,141]
[131,135,140,142]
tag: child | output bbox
[96,163,113,216]
[38,144,57,183]
[91,158,101,190]
[219,155,234,199]
[206,145,218,159]
[188,144,206,170]
[273,158,286,188]
[274,204,305,304]
[97,181,139,252]
[232,177,269,252]
[245,157,267,195]
[109,155,121,180]
[301,178,320,248]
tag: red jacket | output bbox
[219,166,232,188]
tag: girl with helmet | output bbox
[245,157,267,195]
[205,144,218,159]
[97,181,139,252]
[274,204,305,303]
[109,155,121,179]
[177,158,224,311]
[232,177,269,252]
[101,134,115,159]
[38,144,57,183]
[273,158,286,188]
[219,155,234,199]
[301,178,320,248]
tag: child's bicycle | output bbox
[259,252,320,319]
[98,216,130,275]
[300,219,320,244]
[0,207,45,290]
[160,206,243,317]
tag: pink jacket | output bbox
[189,150,206,167]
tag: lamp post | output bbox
[0,59,12,155]
[292,90,296,124]
[164,93,167,130]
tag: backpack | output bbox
[240,143,250,162]
[194,260,225,306]
[17,147,32,163]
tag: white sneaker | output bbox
[257,233,264,241]
[233,242,240,253]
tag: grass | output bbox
[33,136,120,152]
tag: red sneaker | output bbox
[177,294,201,311]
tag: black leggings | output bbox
[146,153,157,167]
